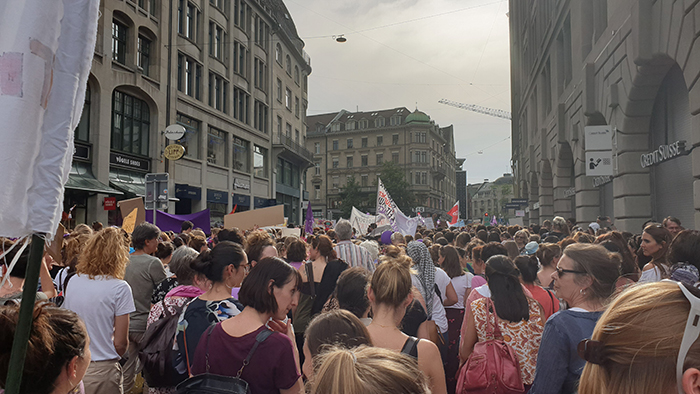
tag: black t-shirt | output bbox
[400,299,427,337]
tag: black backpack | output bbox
[139,299,189,388]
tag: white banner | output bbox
[0,0,100,237]
[376,178,399,231]
[349,207,376,236]
[394,209,419,236]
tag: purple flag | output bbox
[146,209,211,234]
[305,203,313,234]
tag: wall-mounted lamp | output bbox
[333,35,347,43]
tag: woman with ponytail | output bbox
[366,246,447,394]
[460,255,545,389]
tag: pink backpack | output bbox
[456,298,525,394]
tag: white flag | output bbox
[0,0,100,237]
[376,178,399,231]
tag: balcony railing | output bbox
[275,132,315,163]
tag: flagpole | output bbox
[5,234,46,394]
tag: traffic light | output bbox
[484,212,489,217]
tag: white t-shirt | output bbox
[446,273,474,310]
[639,265,665,283]
[412,268,451,333]
[63,274,135,361]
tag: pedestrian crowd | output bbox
[1,214,700,394]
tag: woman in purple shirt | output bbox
[191,256,304,394]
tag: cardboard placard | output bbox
[45,223,65,264]
[122,208,138,234]
[280,228,301,238]
[119,197,145,232]
[223,205,285,231]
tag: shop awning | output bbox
[109,169,178,201]
[66,162,123,195]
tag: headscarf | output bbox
[406,241,435,317]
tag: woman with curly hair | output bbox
[62,227,135,394]
[245,230,278,267]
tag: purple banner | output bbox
[146,209,211,235]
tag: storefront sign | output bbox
[593,176,613,187]
[233,178,250,190]
[175,184,201,200]
[207,189,228,204]
[511,198,527,204]
[164,144,185,160]
[640,141,687,168]
[563,187,576,198]
[584,126,613,151]
[74,143,91,162]
[232,193,251,206]
[532,202,540,210]
[110,152,150,171]
[585,151,613,176]
[103,197,116,210]
[164,124,186,140]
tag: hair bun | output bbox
[577,339,607,365]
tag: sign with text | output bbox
[110,152,151,171]
[640,141,688,168]
[118,197,145,230]
[511,198,527,204]
[584,126,613,151]
[103,197,116,210]
[585,151,613,176]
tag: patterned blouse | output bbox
[471,297,544,384]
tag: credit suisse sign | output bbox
[640,141,687,168]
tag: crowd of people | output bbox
[1,214,700,394]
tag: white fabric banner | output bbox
[394,209,419,236]
[376,178,400,231]
[349,207,377,236]
[0,0,99,237]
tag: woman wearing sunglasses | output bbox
[578,281,700,394]
[529,243,621,394]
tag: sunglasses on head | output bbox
[662,279,700,393]
[555,266,587,276]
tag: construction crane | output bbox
[438,99,512,120]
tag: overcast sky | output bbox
[286,0,512,185]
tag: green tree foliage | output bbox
[377,161,415,213]
[339,176,363,218]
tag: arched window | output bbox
[111,90,150,156]
[286,54,291,75]
[276,43,282,64]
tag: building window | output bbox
[376,153,383,165]
[275,43,282,64]
[361,137,368,147]
[207,126,227,166]
[332,176,339,189]
[286,54,291,74]
[361,155,368,166]
[253,145,268,178]
[175,113,200,159]
[111,91,150,156]
[294,66,300,85]
[347,156,353,168]
[254,16,269,50]
[285,88,292,110]
[346,121,356,131]
[359,119,368,129]
[314,142,320,154]
[276,78,282,102]
[332,157,339,168]
[209,22,224,60]
[233,87,249,124]
[75,86,90,142]
[361,175,368,187]
[232,136,249,173]
[233,41,247,76]
[314,161,321,175]
[375,117,385,127]
[331,123,341,132]
[294,96,300,117]
[390,115,401,126]
[347,138,353,149]
[177,53,202,99]
[392,152,399,163]
[254,57,266,90]
[392,134,399,145]
[137,35,151,75]
[295,129,300,143]
[254,100,268,133]
[377,135,383,146]
[314,184,321,199]
[185,2,198,41]
[208,72,228,112]
[111,20,127,64]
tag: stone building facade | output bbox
[64,0,312,229]
[305,108,459,220]
[468,174,515,222]
[509,0,700,231]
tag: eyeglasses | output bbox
[662,279,700,393]
[555,266,587,276]
[241,263,250,274]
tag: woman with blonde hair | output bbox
[308,346,431,394]
[578,281,700,394]
[366,245,447,394]
[63,227,135,394]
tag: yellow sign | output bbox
[164,144,185,160]
[122,208,138,234]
